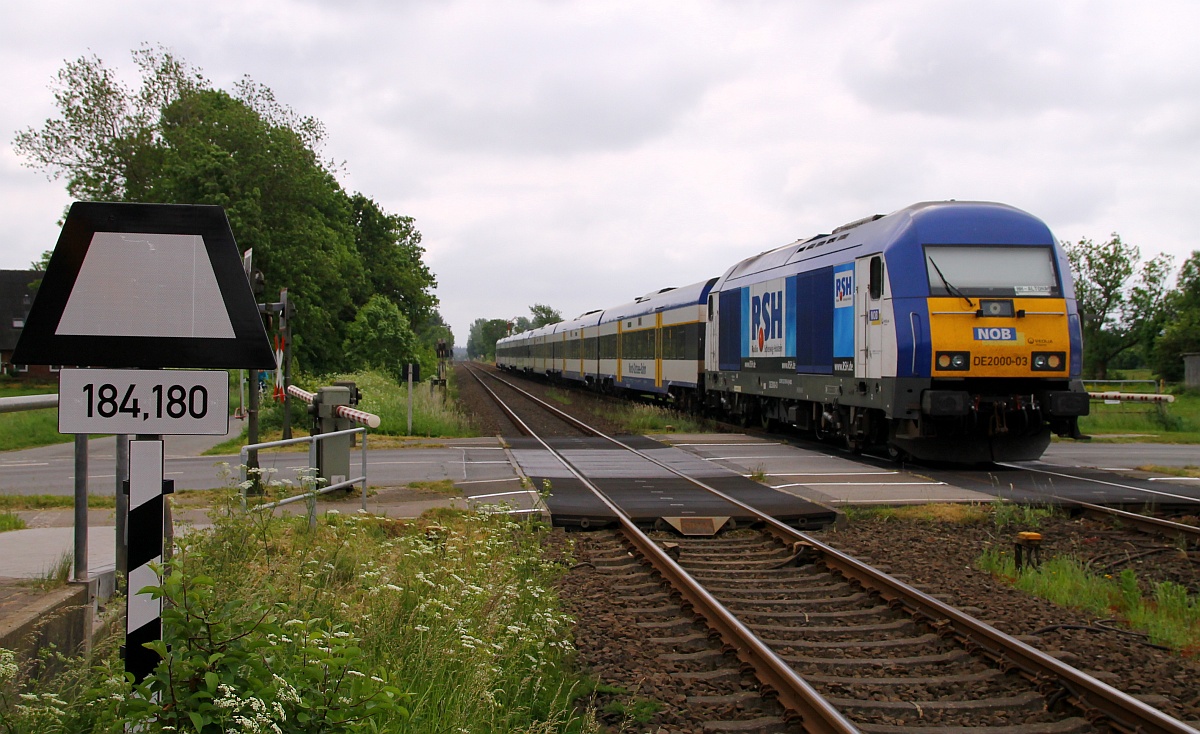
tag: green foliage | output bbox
[990,500,1058,529]
[529,304,563,329]
[329,370,476,437]
[0,408,69,451]
[603,697,663,724]
[977,551,1200,652]
[467,318,511,360]
[1065,234,1172,379]
[0,499,597,732]
[12,46,441,376]
[0,513,25,533]
[1077,391,1200,441]
[342,296,419,382]
[0,495,115,511]
[1152,251,1200,381]
[508,304,564,336]
[604,403,709,434]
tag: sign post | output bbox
[12,202,275,683]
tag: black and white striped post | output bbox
[124,438,172,682]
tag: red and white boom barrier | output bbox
[287,385,382,428]
[1088,391,1175,404]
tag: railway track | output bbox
[463,364,1198,733]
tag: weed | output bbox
[0,491,599,733]
[406,479,459,494]
[606,403,709,434]
[546,388,573,406]
[991,499,1058,529]
[0,494,117,511]
[842,504,988,524]
[0,512,25,533]
[604,697,663,723]
[748,464,768,482]
[977,550,1200,652]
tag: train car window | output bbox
[924,245,1060,298]
[869,256,883,300]
[707,295,714,321]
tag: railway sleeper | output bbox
[853,718,1093,734]
[830,690,1047,716]
[763,631,943,650]
[745,618,919,637]
[645,631,711,652]
[734,606,894,622]
[700,715,796,733]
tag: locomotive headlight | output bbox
[1031,351,1066,371]
[935,351,971,371]
[977,299,1015,318]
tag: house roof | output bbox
[0,270,38,352]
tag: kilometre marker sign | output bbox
[58,368,229,435]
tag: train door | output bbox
[855,255,886,380]
[705,294,719,372]
[655,311,663,387]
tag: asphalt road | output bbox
[0,432,1196,499]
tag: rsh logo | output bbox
[751,290,783,353]
[974,327,1016,341]
[834,272,854,307]
[749,278,786,355]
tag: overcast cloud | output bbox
[2,1,1198,343]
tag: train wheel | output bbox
[886,443,909,463]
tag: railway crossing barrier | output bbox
[238,384,381,521]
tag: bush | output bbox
[0,495,595,732]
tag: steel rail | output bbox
[466,365,858,733]
[1069,499,1200,545]
[476,366,1199,734]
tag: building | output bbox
[0,270,55,379]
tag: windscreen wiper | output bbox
[928,257,975,308]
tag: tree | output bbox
[1151,251,1200,381]
[466,318,510,360]
[529,303,563,328]
[13,47,439,375]
[350,194,438,330]
[342,296,418,382]
[1065,234,1172,379]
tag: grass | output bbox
[841,503,990,524]
[990,500,1059,529]
[1077,391,1200,443]
[546,388,573,406]
[0,407,70,451]
[0,499,600,732]
[349,370,477,437]
[0,494,115,510]
[605,402,711,434]
[978,551,1200,653]
[840,501,1059,528]
[0,511,26,532]
[405,478,459,494]
[205,370,478,454]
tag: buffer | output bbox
[12,202,275,369]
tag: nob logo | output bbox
[974,327,1016,341]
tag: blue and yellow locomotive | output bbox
[497,201,1089,462]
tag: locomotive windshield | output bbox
[924,245,1060,298]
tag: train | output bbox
[495,201,1090,463]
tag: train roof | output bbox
[718,200,1052,288]
[600,277,718,322]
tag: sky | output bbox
[2,1,1199,345]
